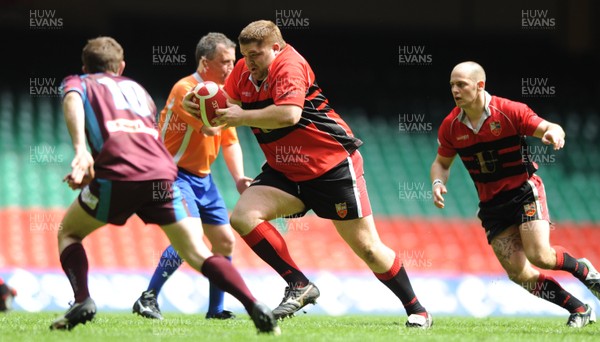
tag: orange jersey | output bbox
[158,72,238,177]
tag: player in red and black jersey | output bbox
[50,37,279,335]
[183,20,431,328]
[431,61,600,328]
[0,278,16,312]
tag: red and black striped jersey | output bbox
[224,45,362,182]
[437,92,544,203]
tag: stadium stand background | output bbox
[1,0,599,316]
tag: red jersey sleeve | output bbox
[516,103,544,136]
[437,115,458,158]
[269,55,310,107]
[224,60,244,102]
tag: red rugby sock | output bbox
[243,221,309,288]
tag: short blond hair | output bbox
[238,20,285,46]
[82,37,124,73]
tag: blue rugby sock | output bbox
[147,245,183,294]
[207,255,231,315]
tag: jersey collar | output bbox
[247,45,291,91]
[192,72,204,83]
[248,74,262,90]
[457,91,492,133]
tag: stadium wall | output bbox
[1,208,599,316]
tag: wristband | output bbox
[432,179,443,188]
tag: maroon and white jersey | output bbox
[437,92,544,203]
[61,73,177,181]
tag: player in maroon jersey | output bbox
[183,20,432,328]
[49,37,279,335]
[431,61,599,328]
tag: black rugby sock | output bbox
[553,246,589,282]
[374,255,427,316]
[530,273,585,313]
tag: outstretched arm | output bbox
[430,154,455,209]
[532,120,565,150]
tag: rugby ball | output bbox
[190,81,227,127]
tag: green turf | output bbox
[0,313,598,342]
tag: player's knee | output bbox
[57,223,81,242]
[57,225,68,240]
[505,264,539,287]
[355,245,378,265]
[507,269,529,284]
[229,209,259,235]
[228,212,246,233]
[212,238,234,255]
[525,249,554,269]
[177,248,205,271]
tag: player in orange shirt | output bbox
[132,33,252,320]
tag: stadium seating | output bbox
[1,90,599,220]
[2,208,599,275]
[0,90,599,274]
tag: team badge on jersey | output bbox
[335,202,348,218]
[490,121,502,136]
[523,202,537,217]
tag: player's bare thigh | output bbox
[518,219,555,268]
[491,224,538,283]
[230,185,305,236]
[332,215,395,273]
[203,223,235,256]
[58,199,105,253]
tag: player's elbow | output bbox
[280,115,300,127]
[279,105,302,127]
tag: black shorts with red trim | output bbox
[78,178,190,225]
[250,151,372,220]
[477,174,550,244]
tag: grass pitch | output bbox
[0,312,598,342]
